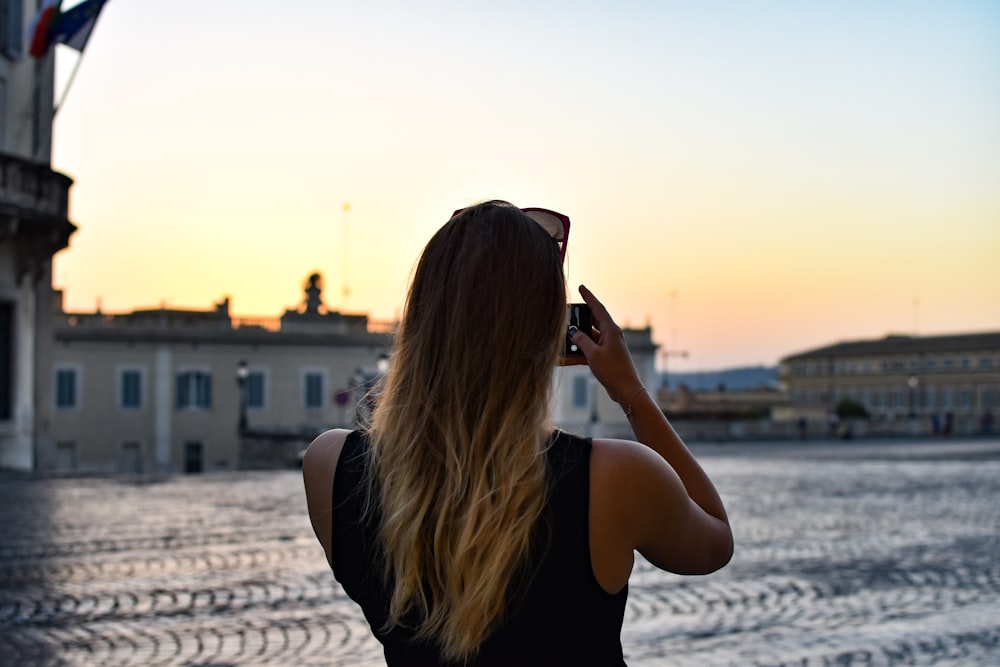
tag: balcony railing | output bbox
[0,152,75,279]
[0,152,72,220]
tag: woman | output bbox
[302,200,732,665]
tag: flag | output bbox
[28,0,108,58]
[48,0,108,53]
[27,0,61,58]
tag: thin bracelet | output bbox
[622,386,646,420]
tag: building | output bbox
[1,4,77,470]
[43,273,665,473]
[38,274,393,473]
[659,384,787,420]
[779,332,1000,436]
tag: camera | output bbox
[565,303,592,355]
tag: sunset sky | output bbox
[49,0,999,372]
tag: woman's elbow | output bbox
[694,525,734,574]
[712,530,735,571]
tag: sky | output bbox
[48,0,1000,372]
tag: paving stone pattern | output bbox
[1,438,998,666]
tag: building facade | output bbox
[39,277,394,474]
[779,332,1000,436]
[1,3,76,470]
[44,285,662,474]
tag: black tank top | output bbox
[331,430,628,666]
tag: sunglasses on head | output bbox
[451,206,571,262]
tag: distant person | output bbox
[302,201,733,665]
[827,412,840,436]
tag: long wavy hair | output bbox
[367,200,567,661]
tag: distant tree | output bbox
[835,399,870,419]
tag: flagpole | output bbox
[32,48,76,163]
[52,46,86,116]
[35,47,86,161]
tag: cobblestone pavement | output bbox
[1,438,998,666]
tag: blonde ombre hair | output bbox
[367,201,567,661]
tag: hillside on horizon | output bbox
[661,365,779,392]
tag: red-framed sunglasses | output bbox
[451,206,571,262]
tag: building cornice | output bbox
[54,326,393,349]
[782,332,1000,362]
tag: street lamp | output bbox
[236,359,249,435]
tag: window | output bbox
[979,358,992,370]
[0,302,11,420]
[1,0,24,59]
[305,372,324,409]
[872,389,885,409]
[941,386,954,409]
[958,388,973,409]
[572,375,589,409]
[0,77,5,153]
[891,389,904,409]
[924,386,936,409]
[120,369,142,409]
[246,371,265,409]
[55,368,78,409]
[184,441,204,474]
[177,371,212,409]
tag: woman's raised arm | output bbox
[570,285,733,574]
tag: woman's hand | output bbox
[566,285,645,406]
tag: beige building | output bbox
[1,5,77,470]
[779,332,1000,435]
[39,275,393,473]
[43,284,662,474]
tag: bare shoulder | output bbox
[303,428,352,472]
[590,437,731,575]
[589,438,686,593]
[302,428,353,566]
[590,438,689,510]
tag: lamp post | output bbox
[376,353,391,375]
[236,359,249,435]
